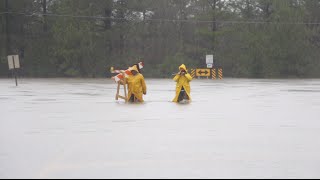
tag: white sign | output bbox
[8,56,14,69]
[207,64,213,68]
[7,55,20,69]
[206,55,213,64]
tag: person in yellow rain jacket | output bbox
[126,65,147,102]
[173,64,192,103]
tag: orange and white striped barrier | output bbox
[110,62,144,102]
[110,62,144,83]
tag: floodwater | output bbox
[0,78,320,178]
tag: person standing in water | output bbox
[173,64,192,103]
[126,65,147,103]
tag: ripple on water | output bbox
[286,89,320,93]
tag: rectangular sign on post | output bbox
[13,55,20,68]
[206,55,213,65]
[7,55,20,86]
[8,55,20,69]
[207,64,213,68]
[8,56,14,70]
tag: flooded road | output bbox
[1,78,320,178]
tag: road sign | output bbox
[7,55,20,70]
[207,64,213,68]
[196,69,211,77]
[7,55,20,86]
[206,55,213,64]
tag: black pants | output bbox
[178,87,188,102]
[129,95,136,102]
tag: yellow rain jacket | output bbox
[173,64,192,102]
[126,66,147,102]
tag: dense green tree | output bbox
[0,0,319,78]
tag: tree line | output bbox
[1,0,320,78]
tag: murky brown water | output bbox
[1,78,320,178]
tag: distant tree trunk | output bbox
[211,0,217,53]
[5,0,10,55]
[142,10,146,54]
[43,0,47,32]
[212,0,217,32]
[178,1,186,52]
[119,32,125,55]
[104,5,112,30]
[103,0,113,54]
[142,10,146,21]
[118,0,126,55]
[264,3,272,20]
[104,9,112,30]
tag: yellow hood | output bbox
[129,65,139,73]
[179,64,187,72]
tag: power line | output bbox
[1,11,320,25]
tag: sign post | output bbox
[8,55,20,86]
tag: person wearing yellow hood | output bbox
[173,64,192,103]
[126,65,147,103]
